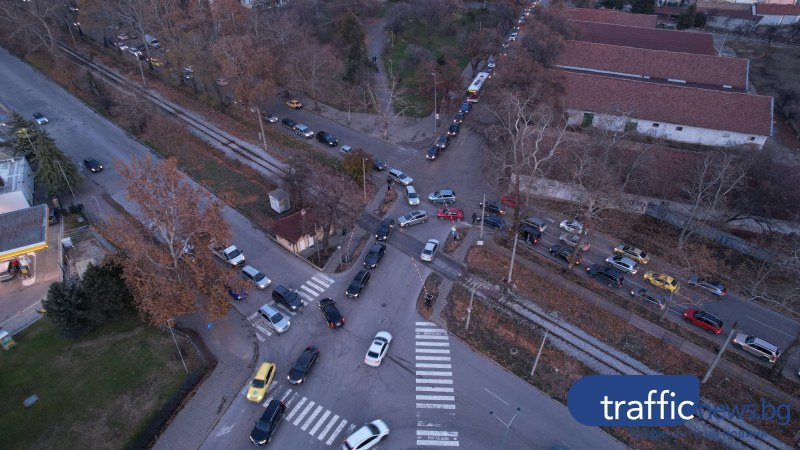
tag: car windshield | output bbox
[228,249,242,258]
[252,379,266,388]
[367,423,380,434]
[269,312,284,322]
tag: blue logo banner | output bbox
[567,375,700,426]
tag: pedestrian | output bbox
[472,212,478,224]
[373,56,377,63]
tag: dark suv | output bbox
[316,131,338,147]
[549,244,581,265]
[272,285,303,311]
[586,264,624,287]
[345,270,371,298]
[375,218,395,241]
[363,242,387,269]
[519,225,541,245]
[250,400,286,446]
[436,135,450,149]
[281,118,296,130]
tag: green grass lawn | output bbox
[0,316,204,449]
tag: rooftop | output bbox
[566,7,658,27]
[569,20,716,55]
[271,209,318,243]
[0,204,48,258]
[755,4,800,16]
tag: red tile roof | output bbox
[570,20,716,55]
[271,209,318,243]
[566,7,658,27]
[755,4,800,15]
[656,5,758,19]
[556,40,748,89]
[561,71,773,136]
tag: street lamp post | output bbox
[254,107,268,151]
[431,72,438,135]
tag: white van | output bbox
[405,185,420,206]
[144,34,160,48]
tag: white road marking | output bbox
[247,312,259,320]
[416,378,453,384]
[415,328,447,334]
[416,440,460,446]
[253,322,274,337]
[417,386,454,392]
[416,355,451,361]
[414,334,449,340]
[417,430,459,437]
[315,273,335,284]
[215,424,234,437]
[292,400,315,426]
[415,342,450,347]
[416,371,453,377]
[415,363,452,369]
[417,403,456,409]
[308,410,330,436]
[255,334,265,342]
[416,395,455,401]
[415,348,451,354]
[299,288,316,299]
[280,389,293,402]
[483,387,509,405]
[303,282,323,293]
[417,421,444,427]
[285,397,307,421]
[316,414,339,441]
[326,418,349,445]
[301,405,324,431]
[744,315,795,338]
[416,321,437,326]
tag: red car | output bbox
[437,208,464,221]
[682,309,723,334]
[501,194,522,208]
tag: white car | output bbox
[605,255,639,275]
[342,419,390,450]
[364,331,392,367]
[340,145,353,154]
[32,112,48,125]
[559,219,584,234]
[405,185,420,206]
[295,124,314,138]
[388,168,413,186]
[420,239,440,262]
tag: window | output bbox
[652,123,660,128]
[581,113,594,127]
[675,126,683,131]
[624,121,637,133]
[749,136,756,141]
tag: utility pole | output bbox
[255,107,268,151]
[702,322,737,383]
[65,16,78,50]
[135,53,148,88]
[480,193,486,239]
[506,233,519,284]
[431,72,438,136]
[54,160,77,204]
[531,330,549,377]
[362,157,367,203]
[465,286,475,330]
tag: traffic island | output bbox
[443,226,469,254]
[417,273,442,320]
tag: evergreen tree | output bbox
[339,12,371,83]
[631,0,656,14]
[43,281,95,339]
[81,261,133,322]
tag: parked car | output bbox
[605,255,639,275]
[587,264,624,287]
[613,244,649,264]
[286,99,303,109]
[340,145,353,154]
[32,112,48,125]
[428,189,457,204]
[342,420,390,450]
[643,272,680,293]
[522,216,547,232]
[287,346,320,384]
[227,286,247,301]
[559,219,584,234]
[630,288,666,310]
[500,194,521,209]
[374,160,388,171]
[479,200,507,215]
[318,298,345,328]
[364,331,392,367]
[733,333,780,363]
[448,123,461,136]
[480,214,506,230]
[420,239,440,262]
[83,157,103,173]
[437,208,464,221]
[363,242,387,268]
[435,135,450,149]
[398,210,428,227]
[487,56,496,68]
[549,244,581,265]
[249,400,286,446]
[272,285,303,311]
[281,117,296,130]
[405,185,420,206]
[215,77,229,86]
[346,270,371,298]
[682,309,723,334]
[261,111,279,123]
[687,276,726,296]
[559,233,591,251]
[453,112,465,124]
[258,303,291,334]
[459,102,472,114]
[519,226,541,245]
[316,131,338,147]
[247,362,276,402]
[295,124,314,138]
[242,265,271,289]
[388,168,413,185]
[426,146,440,160]
[375,218,395,241]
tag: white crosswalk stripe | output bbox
[415,322,459,447]
[258,387,352,445]
[326,419,349,446]
[316,414,339,441]
[301,405,323,431]
[308,409,330,436]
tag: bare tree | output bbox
[464,28,500,72]
[0,0,64,55]
[367,70,413,141]
[309,170,361,251]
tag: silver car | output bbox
[242,265,271,289]
[405,185,420,206]
[258,303,290,334]
[605,255,639,275]
[388,168,413,185]
[398,210,428,227]
[295,124,314,138]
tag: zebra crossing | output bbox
[415,321,460,447]
[247,273,335,341]
[258,384,352,446]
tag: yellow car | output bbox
[246,362,276,402]
[286,99,303,109]
[613,244,649,264]
[147,57,164,67]
[643,271,680,293]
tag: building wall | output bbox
[567,110,767,148]
[758,15,800,25]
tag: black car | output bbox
[83,157,103,173]
[448,123,460,136]
[587,264,625,287]
[316,131,338,147]
[480,214,505,230]
[549,244,582,265]
[48,208,60,225]
[287,346,320,385]
[363,242,387,269]
[453,112,465,124]
[271,285,303,311]
[518,225,541,245]
[281,117,296,130]
[250,400,286,446]
[346,270,371,298]
[459,102,472,114]
[374,160,388,171]
[318,298,345,328]
[479,200,507,215]
[375,218,395,241]
[426,146,440,160]
[435,135,450,149]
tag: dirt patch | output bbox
[375,189,397,217]
[335,233,370,273]
[417,273,442,320]
[443,226,469,254]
